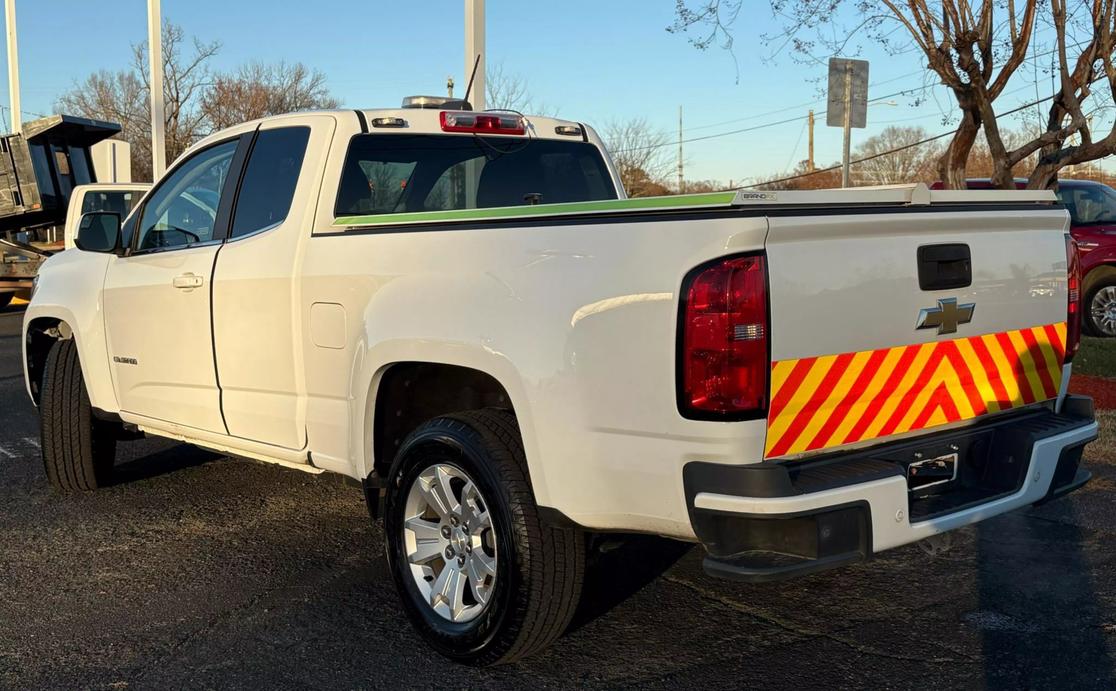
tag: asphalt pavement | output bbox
[1,303,1114,689]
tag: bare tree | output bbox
[485,61,556,115]
[673,1,1116,190]
[853,126,941,185]
[58,22,339,182]
[58,22,218,181]
[133,22,221,175]
[56,69,147,167]
[202,62,340,130]
[758,159,842,190]
[603,118,674,197]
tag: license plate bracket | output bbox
[907,452,958,492]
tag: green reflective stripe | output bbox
[331,192,737,227]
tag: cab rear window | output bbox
[334,134,617,217]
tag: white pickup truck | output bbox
[22,102,1098,665]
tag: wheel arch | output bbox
[365,361,522,483]
[24,315,67,404]
[22,305,118,412]
[1082,262,1116,295]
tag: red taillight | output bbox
[1066,235,1082,363]
[439,111,526,135]
[679,255,769,417]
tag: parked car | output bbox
[24,103,1097,665]
[932,178,1116,336]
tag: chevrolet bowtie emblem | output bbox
[916,298,975,335]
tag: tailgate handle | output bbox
[918,244,971,291]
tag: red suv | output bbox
[932,178,1116,337]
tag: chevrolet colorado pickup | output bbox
[23,103,1098,665]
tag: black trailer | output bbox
[0,114,121,307]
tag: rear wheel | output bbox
[383,409,584,666]
[39,339,116,491]
[1086,281,1116,337]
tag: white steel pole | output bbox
[465,0,485,110]
[148,0,166,178]
[841,62,852,188]
[5,0,20,133]
[464,0,485,209]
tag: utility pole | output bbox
[841,62,852,188]
[447,76,455,99]
[4,0,20,133]
[465,0,485,110]
[147,0,166,178]
[677,105,684,194]
[464,0,485,209]
[807,109,815,172]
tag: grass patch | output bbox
[1092,411,1115,468]
[1073,337,1116,378]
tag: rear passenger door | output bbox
[212,115,334,449]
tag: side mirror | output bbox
[74,212,122,254]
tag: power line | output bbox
[0,104,47,119]
[753,76,1104,188]
[670,39,1086,145]
[613,86,921,153]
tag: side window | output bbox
[135,140,238,251]
[230,127,310,238]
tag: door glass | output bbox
[230,127,310,237]
[135,140,237,250]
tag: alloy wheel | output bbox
[402,463,498,623]
[1091,286,1116,337]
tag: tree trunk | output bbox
[936,104,981,189]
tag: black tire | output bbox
[40,339,116,492]
[1084,278,1116,337]
[383,409,584,666]
[0,292,12,310]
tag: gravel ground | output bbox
[1,304,1114,689]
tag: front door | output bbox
[103,137,244,433]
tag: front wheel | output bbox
[1086,280,1116,337]
[39,339,117,491]
[383,409,584,666]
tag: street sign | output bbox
[826,58,869,129]
[827,57,869,188]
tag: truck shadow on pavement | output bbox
[976,506,1114,687]
[111,442,223,485]
[569,535,694,634]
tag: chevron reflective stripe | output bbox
[764,322,1067,459]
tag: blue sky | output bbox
[0,1,1099,184]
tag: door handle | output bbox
[172,273,204,290]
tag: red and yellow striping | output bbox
[764,322,1068,459]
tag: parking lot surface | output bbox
[1,304,1114,689]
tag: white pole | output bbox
[5,0,20,133]
[464,0,485,209]
[841,62,852,189]
[465,0,485,110]
[147,0,166,178]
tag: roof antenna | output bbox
[462,54,481,111]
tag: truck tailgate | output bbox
[763,207,1070,460]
